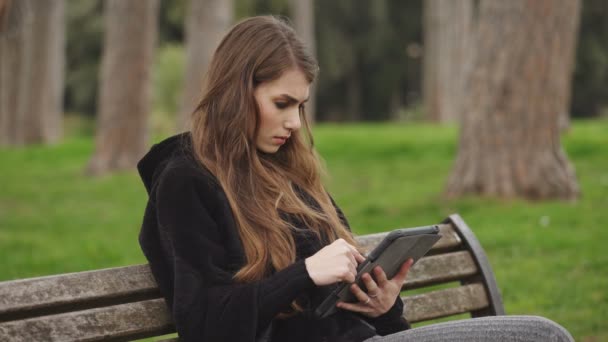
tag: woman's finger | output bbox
[349,283,370,303]
[353,251,365,264]
[361,273,380,295]
[354,250,366,264]
[391,258,414,285]
[346,243,366,264]
[373,266,389,286]
[345,251,357,270]
[341,268,355,283]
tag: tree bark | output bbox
[0,0,64,146]
[423,0,473,123]
[289,0,316,123]
[0,0,26,146]
[0,0,11,32]
[446,0,581,200]
[23,0,64,143]
[87,0,159,175]
[178,0,232,131]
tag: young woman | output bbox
[137,16,574,342]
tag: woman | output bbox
[138,16,573,342]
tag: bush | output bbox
[151,43,185,135]
[152,43,185,117]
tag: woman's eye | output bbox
[275,102,288,109]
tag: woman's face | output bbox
[253,69,310,153]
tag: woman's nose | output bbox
[284,109,302,131]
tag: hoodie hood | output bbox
[137,132,191,195]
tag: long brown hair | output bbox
[190,16,360,315]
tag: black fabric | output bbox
[137,133,410,342]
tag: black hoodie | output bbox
[137,133,410,342]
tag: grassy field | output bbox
[1,119,606,340]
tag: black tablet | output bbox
[314,225,442,319]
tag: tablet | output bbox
[314,225,442,319]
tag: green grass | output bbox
[1,119,607,341]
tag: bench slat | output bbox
[404,251,478,290]
[402,283,489,323]
[0,265,158,321]
[355,223,461,254]
[0,298,173,342]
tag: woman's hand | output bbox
[336,258,414,318]
[305,239,366,286]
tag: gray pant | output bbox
[363,316,574,342]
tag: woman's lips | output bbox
[272,136,287,145]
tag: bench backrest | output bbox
[0,214,504,341]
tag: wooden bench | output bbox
[0,214,504,341]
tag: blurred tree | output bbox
[383,0,423,120]
[253,0,288,15]
[153,44,185,118]
[446,0,580,200]
[64,1,182,117]
[316,1,366,121]
[316,0,422,121]
[571,0,608,118]
[55,0,608,123]
[423,0,473,123]
[87,0,159,175]
[289,0,316,122]
[178,0,233,131]
[0,0,8,29]
[64,0,102,116]
[1,0,29,145]
[0,0,65,146]
[158,0,186,43]
[59,0,426,123]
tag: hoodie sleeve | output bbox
[328,194,411,335]
[149,164,316,341]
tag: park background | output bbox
[0,0,607,341]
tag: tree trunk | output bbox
[289,0,316,123]
[0,0,26,146]
[446,0,581,200]
[87,0,159,175]
[178,0,232,131]
[0,0,64,146]
[0,0,10,31]
[23,0,64,143]
[423,0,473,123]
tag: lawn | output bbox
[1,119,606,341]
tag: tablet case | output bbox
[314,225,441,319]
